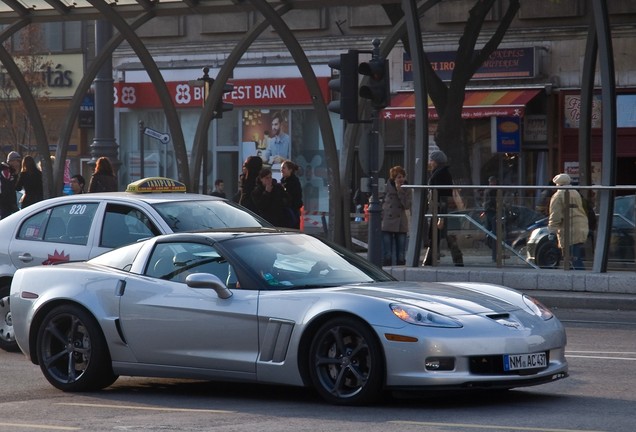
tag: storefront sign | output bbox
[563,94,602,128]
[492,116,521,153]
[403,47,536,82]
[114,78,329,109]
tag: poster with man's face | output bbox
[241,109,291,169]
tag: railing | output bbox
[400,184,636,272]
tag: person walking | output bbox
[381,165,411,266]
[15,155,43,209]
[548,173,589,270]
[88,157,118,192]
[252,167,289,227]
[483,175,498,261]
[280,160,303,229]
[0,151,21,219]
[210,179,226,198]
[424,149,463,266]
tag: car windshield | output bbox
[152,200,269,231]
[223,233,394,289]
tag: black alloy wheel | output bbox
[308,317,383,405]
[36,304,117,392]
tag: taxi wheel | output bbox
[308,317,384,406]
[0,284,19,352]
[36,304,118,392]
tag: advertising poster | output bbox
[241,109,291,180]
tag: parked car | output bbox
[0,177,271,352]
[526,195,635,268]
[10,229,568,405]
[445,205,545,251]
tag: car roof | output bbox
[153,227,290,243]
[43,192,223,204]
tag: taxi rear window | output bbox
[152,200,267,232]
[18,203,98,245]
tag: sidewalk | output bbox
[385,265,636,311]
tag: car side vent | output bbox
[487,313,510,320]
[260,319,294,363]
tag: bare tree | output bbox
[384,0,520,185]
[0,24,52,158]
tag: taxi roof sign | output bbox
[126,177,187,193]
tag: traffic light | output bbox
[358,57,390,109]
[213,82,234,119]
[327,51,359,123]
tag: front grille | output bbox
[469,351,550,375]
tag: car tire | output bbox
[536,239,561,269]
[308,316,384,406]
[36,304,118,392]
[0,284,19,352]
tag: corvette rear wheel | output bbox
[0,284,19,352]
[308,317,383,405]
[36,304,117,392]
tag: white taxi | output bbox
[0,177,271,351]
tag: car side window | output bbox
[144,242,236,288]
[101,204,160,249]
[18,203,98,245]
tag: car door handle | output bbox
[18,253,34,262]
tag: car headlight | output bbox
[390,303,463,328]
[523,294,554,320]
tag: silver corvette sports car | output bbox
[10,230,568,405]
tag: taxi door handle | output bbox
[18,253,33,262]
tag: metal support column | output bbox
[90,20,120,172]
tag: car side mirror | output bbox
[185,273,233,299]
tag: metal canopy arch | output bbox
[0,0,619,265]
[0,20,54,197]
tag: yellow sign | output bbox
[126,177,187,193]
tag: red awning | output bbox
[382,89,541,121]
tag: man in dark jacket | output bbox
[425,149,463,266]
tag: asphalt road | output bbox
[1,308,634,432]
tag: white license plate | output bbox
[503,352,547,371]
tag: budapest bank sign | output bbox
[114,77,329,108]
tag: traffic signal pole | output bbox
[328,38,388,268]
[360,39,385,267]
[367,107,382,267]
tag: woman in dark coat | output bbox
[280,160,303,229]
[238,155,263,213]
[252,167,289,227]
[88,156,118,193]
[15,155,43,208]
[381,165,411,266]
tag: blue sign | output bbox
[495,116,521,153]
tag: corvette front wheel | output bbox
[308,317,384,405]
[36,304,117,392]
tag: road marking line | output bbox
[0,423,79,430]
[57,402,234,414]
[567,351,636,355]
[567,355,636,361]
[390,420,605,432]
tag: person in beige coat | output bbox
[381,166,412,266]
[548,173,589,269]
